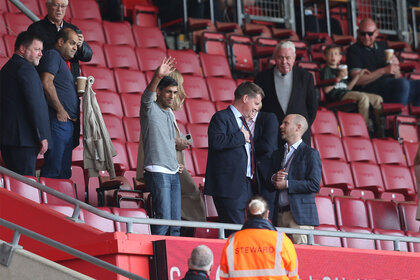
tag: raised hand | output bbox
[157,56,176,79]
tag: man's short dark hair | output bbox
[234,81,265,100]
[14,31,42,51]
[56,27,76,43]
[324,44,342,55]
[157,76,178,90]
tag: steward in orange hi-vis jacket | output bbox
[219,196,300,280]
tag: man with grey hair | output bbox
[268,114,321,244]
[254,40,317,146]
[182,245,214,279]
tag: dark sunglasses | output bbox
[359,30,376,36]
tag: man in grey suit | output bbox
[269,114,322,244]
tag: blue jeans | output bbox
[375,77,420,105]
[40,118,74,179]
[144,171,181,236]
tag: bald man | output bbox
[266,114,321,244]
[346,18,420,105]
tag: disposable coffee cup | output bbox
[338,64,348,79]
[385,49,394,63]
[76,76,87,94]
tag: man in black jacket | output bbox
[27,0,92,80]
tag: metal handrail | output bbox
[0,218,147,280]
[2,166,420,252]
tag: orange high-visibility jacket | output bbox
[219,228,300,280]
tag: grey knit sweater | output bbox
[140,89,178,172]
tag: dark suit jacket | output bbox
[0,54,50,147]
[268,142,322,226]
[204,107,248,198]
[254,66,318,145]
[254,111,279,195]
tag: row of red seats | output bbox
[314,195,420,252]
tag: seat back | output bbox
[70,165,86,202]
[206,77,236,102]
[104,44,139,70]
[398,202,420,232]
[103,21,135,46]
[96,91,124,117]
[191,148,208,176]
[313,134,346,161]
[4,175,40,203]
[380,165,416,195]
[334,196,369,228]
[39,177,76,205]
[114,69,147,95]
[132,26,166,51]
[402,141,419,167]
[123,117,141,142]
[69,0,101,19]
[337,111,369,138]
[342,136,376,164]
[167,49,202,76]
[80,42,106,67]
[350,162,384,194]
[182,76,210,100]
[227,34,254,73]
[203,194,218,221]
[81,66,116,92]
[372,138,406,166]
[112,207,150,234]
[199,52,232,78]
[366,199,401,230]
[310,109,339,136]
[4,13,32,35]
[315,196,336,226]
[103,114,126,141]
[321,159,354,191]
[202,31,227,56]
[70,19,105,44]
[184,99,216,124]
[135,47,166,72]
[121,94,141,117]
[126,142,139,170]
[186,123,209,148]
[82,207,115,232]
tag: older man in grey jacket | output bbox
[141,57,183,236]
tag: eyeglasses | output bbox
[50,3,68,9]
[359,30,376,37]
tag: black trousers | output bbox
[1,145,39,176]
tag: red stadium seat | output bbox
[70,165,86,202]
[96,92,124,118]
[173,105,188,125]
[111,140,130,175]
[4,175,40,203]
[39,177,76,205]
[340,226,375,250]
[135,47,166,72]
[215,101,231,111]
[86,177,99,207]
[0,56,7,68]
[206,77,236,102]
[104,44,139,70]
[167,49,202,76]
[0,14,7,36]
[70,19,105,44]
[69,0,101,19]
[227,34,254,73]
[0,36,7,57]
[132,26,166,51]
[7,0,40,15]
[112,207,150,234]
[350,162,385,195]
[366,199,401,230]
[313,134,346,161]
[103,114,126,141]
[321,159,354,192]
[337,111,370,138]
[398,202,420,232]
[380,165,416,197]
[184,149,195,176]
[103,21,135,46]
[133,4,158,27]
[402,141,419,167]
[126,141,138,170]
[394,115,419,143]
[407,232,420,252]
[121,94,141,118]
[4,13,32,35]
[201,31,227,56]
[115,69,147,94]
[80,42,106,67]
[44,204,82,218]
[334,196,370,228]
[347,189,375,200]
[81,207,115,232]
[199,52,232,78]
[315,195,336,226]
[123,117,140,142]
[191,148,208,176]
[342,136,376,164]
[373,228,408,251]
[203,194,218,221]
[372,138,406,166]
[71,136,84,166]
[186,123,209,148]
[182,75,210,100]
[3,34,15,57]
[314,225,342,247]
[184,99,216,124]
[81,66,116,92]
[310,109,340,136]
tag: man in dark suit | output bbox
[269,114,322,244]
[0,31,50,176]
[254,41,318,146]
[204,82,265,228]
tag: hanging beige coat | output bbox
[82,76,117,178]
[136,111,206,222]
